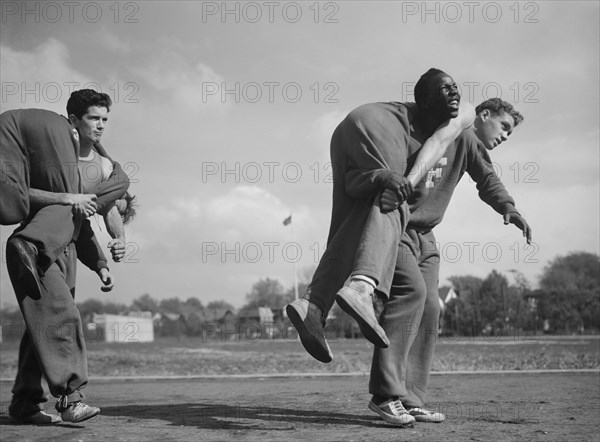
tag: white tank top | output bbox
[78,150,113,193]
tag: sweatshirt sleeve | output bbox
[467,140,518,215]
[94,160,130,215]
[75,218,109,272]
[345,169,395,199]
[91,143,130,214]
[334,108,400,199]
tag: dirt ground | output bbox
[0,372,598,442]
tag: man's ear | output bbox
[479,109,490,121]
[68,114,78,126]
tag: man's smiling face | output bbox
[428,73,461,119]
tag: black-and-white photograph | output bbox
[0,1,598,440]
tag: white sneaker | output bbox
[368,399,416,426]
[336,282,389,348]
[407,407,446,423]
[60,402,101,423]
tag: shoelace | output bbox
[389,400,408,415]
[56,395,69,412]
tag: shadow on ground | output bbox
[101,402,398,430]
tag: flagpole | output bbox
[284,212,299,301]
[290,212,299,300]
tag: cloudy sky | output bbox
[1,1,598,309]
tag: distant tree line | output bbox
[442,252,600,335]
[1,252,597,341]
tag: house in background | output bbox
[438,286,458,312]
[237,306,275,339]
[91,312,154,343]
[202,308,236,340]
[152,312,187,337]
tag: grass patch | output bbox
[1,335,598,378]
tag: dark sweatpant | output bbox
[305,198,408,313]
[7,242,86,416]
[369,229,441,408]
[304,201,371,313]
[12,206,76,271]
[352,199,409,298]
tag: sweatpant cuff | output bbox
[55,390,85,411]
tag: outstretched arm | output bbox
[503,212,532,244]
[466,132,532,244]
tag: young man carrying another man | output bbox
[288,68,531,426]
[1,90,134,424]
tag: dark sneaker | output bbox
[336,283,389,348]
[60,402,101,423]
[10,410,62,425]
[368,399,415,426]
[407,407,446,423]
[286,299,333,363]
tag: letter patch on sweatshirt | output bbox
[425,157,447,188]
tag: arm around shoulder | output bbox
[406,101,475,187]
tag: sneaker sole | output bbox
[368,402,415,426]
[10,416,61,425]
[410,413,445,423]
[286,304,333,363]
[336,288,389,348]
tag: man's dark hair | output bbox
[414,68,447,107]
[66,89,112,119]
[120,193,138,225]
[476,98,524,127]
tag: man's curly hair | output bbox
[414,68,447,107]
[476,98,524,127]
[67,89,112,119]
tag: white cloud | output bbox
[129,185,322,267]
[95,29,132,55]
[206,186,287,229]
[0,39,92,114]
[130,52,229,114]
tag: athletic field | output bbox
[0,336,598,441]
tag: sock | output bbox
[351,275,377,289]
